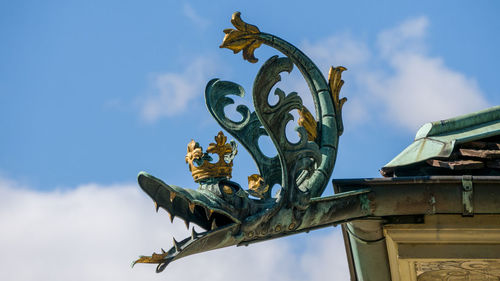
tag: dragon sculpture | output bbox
[133,12,371,273]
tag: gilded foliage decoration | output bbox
[298,106,317,141]
[247,174,269,199]
[328,66,347,135]
[220,12,262,63]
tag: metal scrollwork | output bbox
[205,79,281,198]
[251,56,321,203]
[134,11,351,273]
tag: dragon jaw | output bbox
[132,171,373,272]
[132,172,273,272]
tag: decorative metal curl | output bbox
[205,79,281,199]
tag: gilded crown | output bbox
[185,131,237,182]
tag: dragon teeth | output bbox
[188,202,195,213]
[154,202,160,212]
[169,192,176,203]
[211,219,217,230]
[191,228,198,239]
[184,219,190,230]
[168,212,175,223]
[172,237,180,251]
[205,208,213,220]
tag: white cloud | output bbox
[0,177,349,281]
[140,57,216,122]
[183,3,210,28]
[369,16,489,130]
[302,16,491,132]
[377,16,428,58]
[301,34,371,127]
[363,53,488,130]
[302,33,370,72]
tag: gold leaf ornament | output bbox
[328,66,348,136]
[222,185,234,195]
[248,174,269,199]
[298,106,317,141]
[185,140,203,168]
[185,132,237,182]
[328,66,347,112]
[133,251,167,266]
[220,12,262,63]
[207,131,233,155]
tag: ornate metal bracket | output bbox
[133,12,354,273]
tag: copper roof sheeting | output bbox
[381,106,500,177]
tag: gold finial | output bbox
[220,12,262,63]
[298,106,317,141]
[185,131,237,182]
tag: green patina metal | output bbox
[130,13,500,280]
[383,105,500,172]
[132,12,500,274]
[359,194,371,215]
[132,12,378,273]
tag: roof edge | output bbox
[415,105,500,140]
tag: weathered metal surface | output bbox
[333,176,500,216]
[383,137,500,177]
[461,175,473,216]
[134,172,372,271]
[205,79,282,193]
[133,12,350,272]
[132,11,500,276]
[416,105,500,139]
[346,220,392,281]
[336,176,500,281]
[382,106,500,176]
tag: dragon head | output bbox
[133,132,276,272]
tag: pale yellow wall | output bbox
[384,215,500,281]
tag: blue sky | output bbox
[1,1,499,280]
